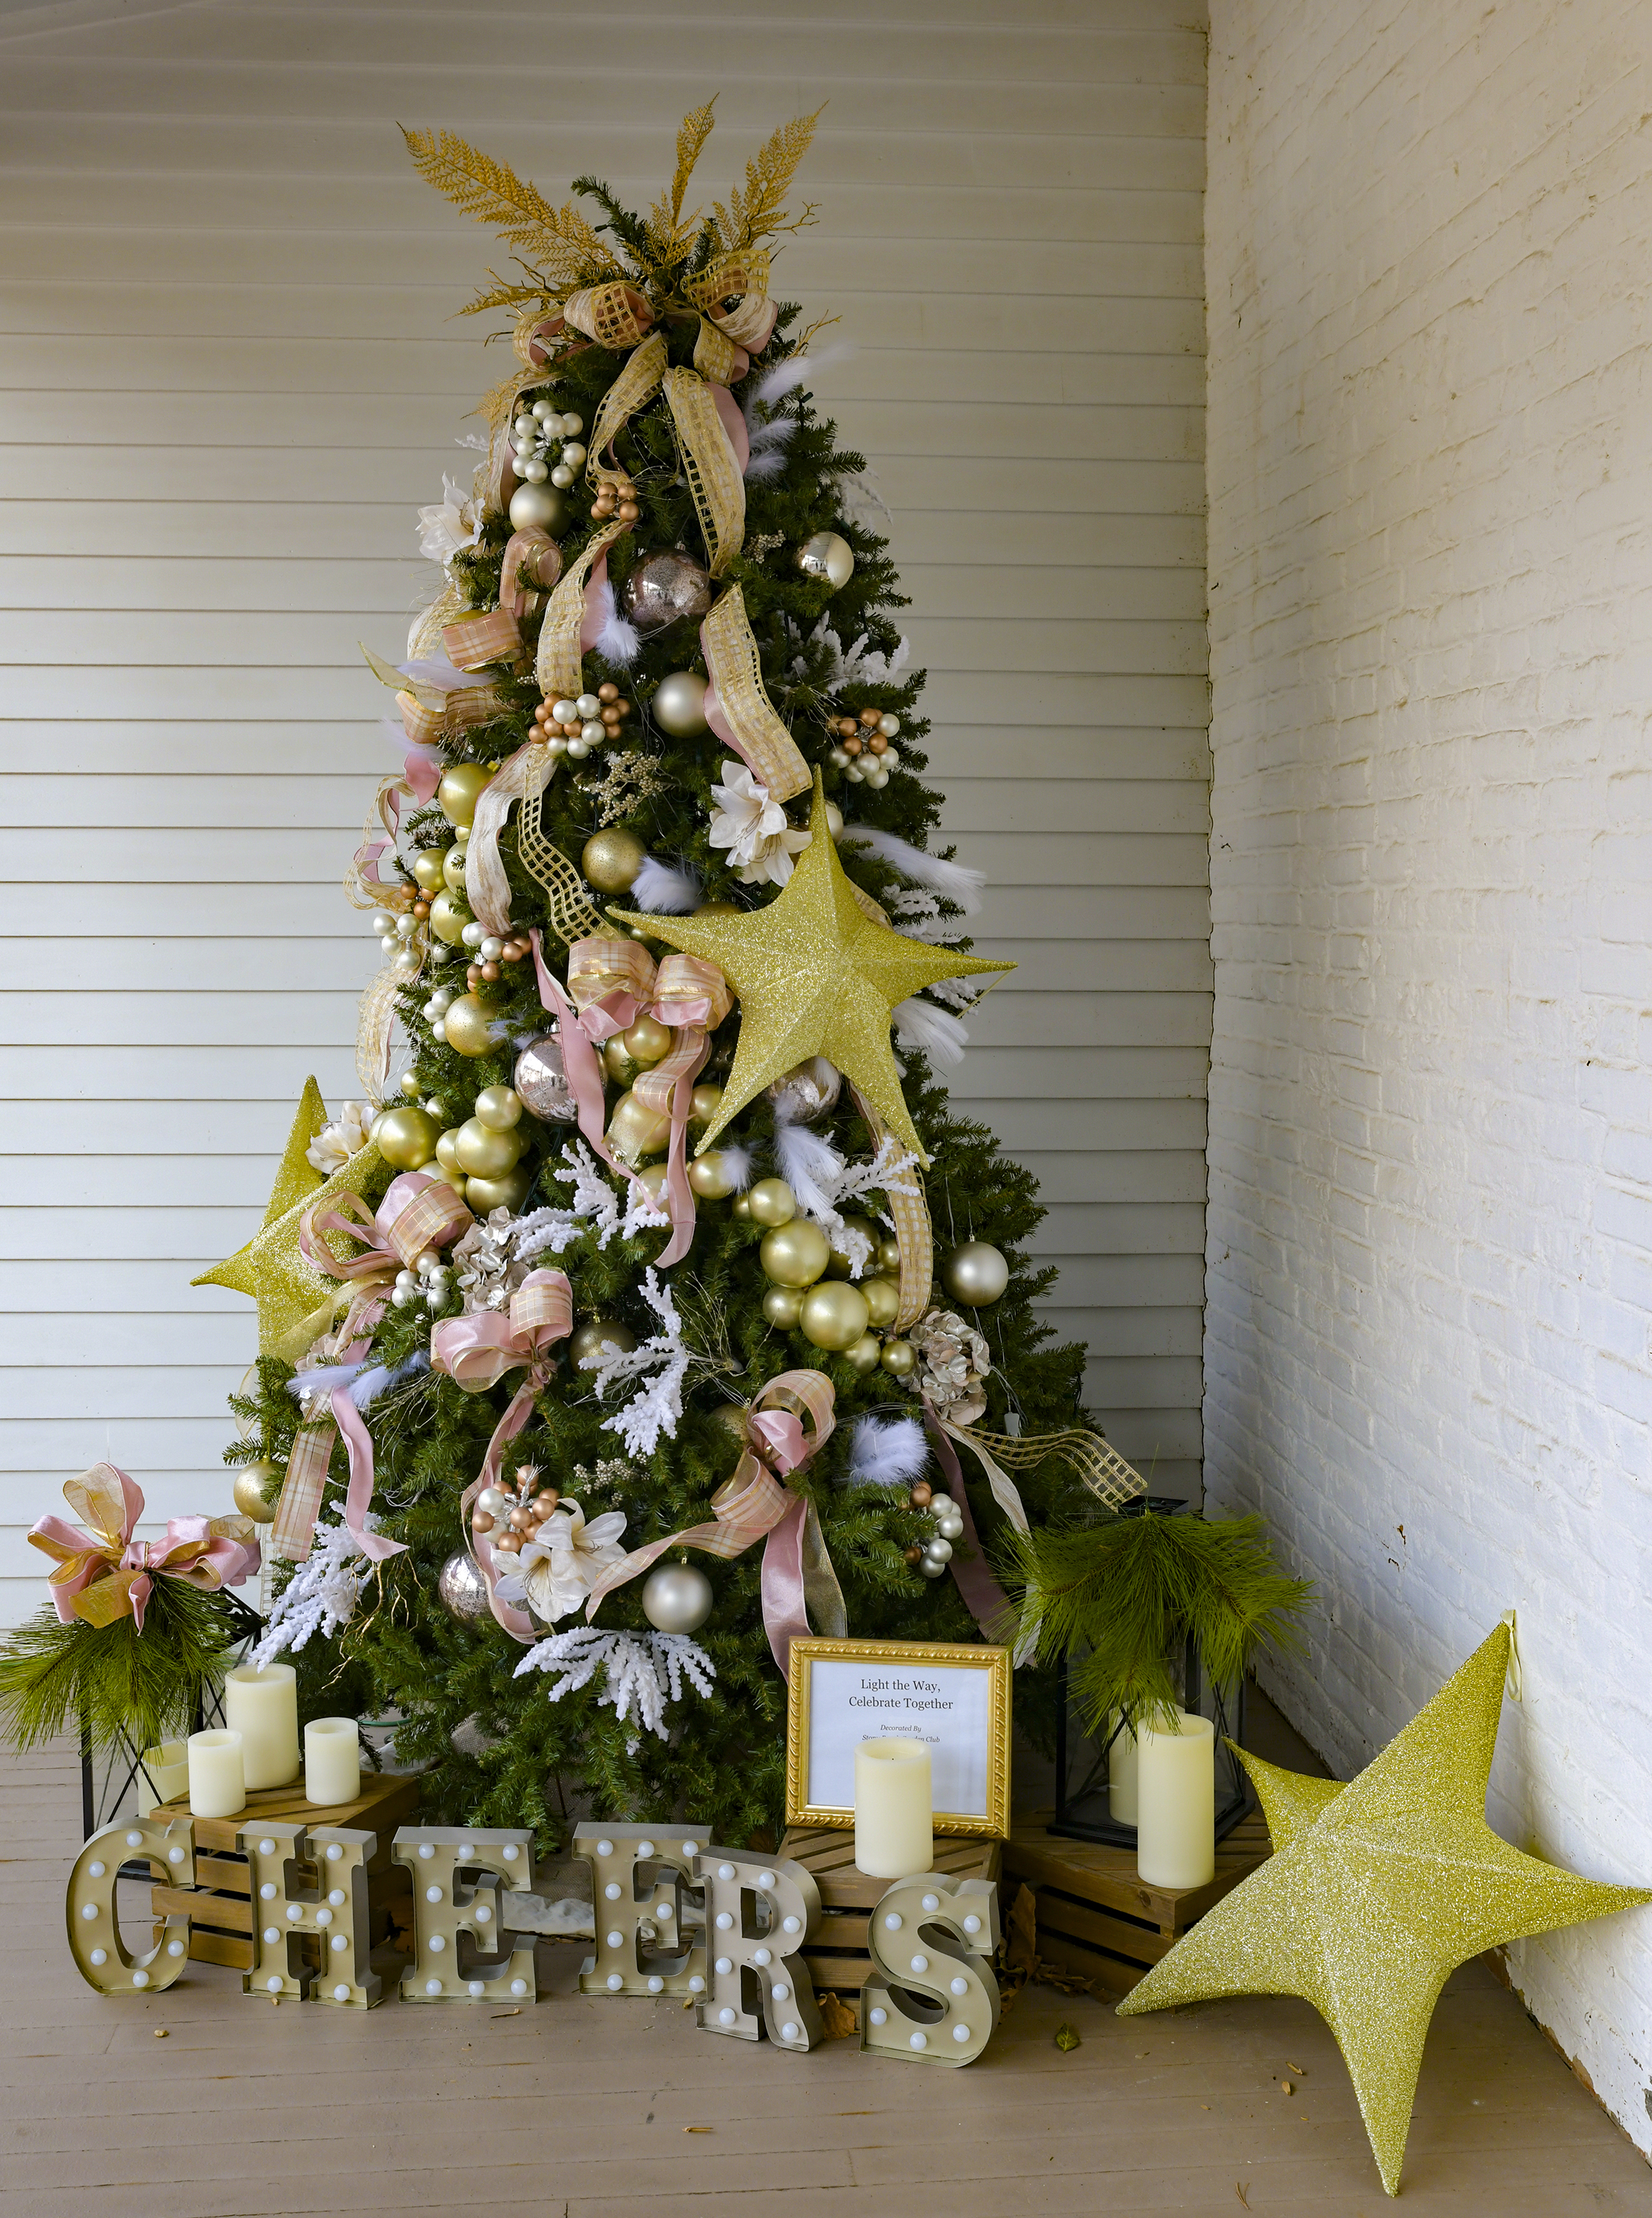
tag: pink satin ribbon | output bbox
[432,1271,574,1641]
[921,1399,1020,1647]
[30,1464,259,1632]
[403,747,441,803]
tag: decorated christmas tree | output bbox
[203,106,1140,1849]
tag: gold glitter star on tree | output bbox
[614,776,1011,1162]
[1119,1623,1651,2196]
[193,1078,386,1358]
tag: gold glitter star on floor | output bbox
[193,1078,384,1357]
[1119,1623,1651,2197]
[614,775,1011,1162]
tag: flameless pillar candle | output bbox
[222,1663,301,1788]
[186,1729,246,1819]
[854,1736,933,1878]
[1109,1719,1139,1824]
[1135,1711,1216,1888]
[137,1740,191,1817]
[304,1717,361,1806]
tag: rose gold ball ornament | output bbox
[650,668,710,738]
[800,1280,871,1353]
[608,1089,671,1161]
[760,1219,831,1289]
[746,1177,797,1227]
[940,1240,1010,1306]
[437,1550,492,1623]
[371,1105,441,1171]
[641,1561,714,1634]
[795,531,855,591]
[860,1275,900,1329]
[232,1460,281,1523]
[463,1165,531,1213]
[514,1034,577,1124]
[453,1117,523,1178]
[622,551,713,637]
[582,828,646,895]
[880,1337,918,1378]
[569,1318,639,1366]
[688,1149,737,1199]
[437,762,492,829]
[441,994,495,1058]
[762,1284,804,1329]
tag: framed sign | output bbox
[785,1638,1011,1839]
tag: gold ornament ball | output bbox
[622,1014,673,1067]
[454,1116,523,1178]
[582,828,646,894]
[800,1280,871,1353]
[690,1082,723,1125]
[731,1191,752,1220]
[861,1275,900,1329]
[652,669,710,737]
[941,1239,1010,1306]
[844,1330,883,1375]
[796,530,856,590]
[880,1337,917,1378]
[399,1069,424,1098]
[429,1161,468,1201]
[438,762,492,829]
[826,1215,879,1278]
[569,1317,638,1366]
[429,889,474,946]
[747,1176,798,1227]
[411,850,446,895]
[712,1403,747,1441]
[608,1088,671,1161]
[875,1235,903,1274]
[441,994,496,1058]
[763,1284,804,1329]
[761,1218,831,1289]
[604,1038,639,1085]
[508,481,567,534]
[233,1459,281,1523]
[441,844,469,894]
[372,1104,441,1171]
[463,1164,530,1213]
[435,1128,465,1176]
[473,1085,523,1131]
[688,1149,737,1199]
[638,1161,670,1201]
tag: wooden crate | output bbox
[1002,1808,1272,1995]
[149,1768,421,1970]
[779,1824,1002,1995]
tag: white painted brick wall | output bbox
[1206,0,1652,2151]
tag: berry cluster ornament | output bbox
[827,708,902,790]
[459,917,532,991]
[590,471,641,529]
[531,680,633,765]
[390,1246,455,1313]
[368,896,426,983]
[473,1468,561,1559]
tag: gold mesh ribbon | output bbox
[519,786,608,944]
[408,580,466,661]
[851,1083,932,1330]
[464,744,539,937]
[945,1420,1146,1518]
[701,586,812,801]
[693,319,741,386]
[562,282,654,351]
[663,364,746,575]
[685,251,776,352]
[585,330,667,486]
[535,518,631,702]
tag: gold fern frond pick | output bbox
[458,274,555,319]
[645,98,718,265]
[401,125,622,286]
[710,106,826,256]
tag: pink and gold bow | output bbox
[582,1369,846,1672]
[30,1464,259,1633]
[432,1272,575,1640]
[633,953,732,1270]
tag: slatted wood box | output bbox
[779,1823,1003,1995]
[1002,1808,1272,1995]
[148,1768,421,1970]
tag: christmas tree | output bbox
[207,106,1138,1850]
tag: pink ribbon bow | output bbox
[433,1272,574,1641]
[631,952,732,1270]
[30,1463,259,1633]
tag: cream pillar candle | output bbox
[1135,1711,1216,1888]
[304,1717,361,1807]
[1109,1719,1139,1824]
[137,1740,191,1817]
[222,1663,300,1788]
[854,1736,933,1878]
[186,1729,245,1819]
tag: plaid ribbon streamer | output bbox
[268,1418,339,1565]
[442,608,526,672]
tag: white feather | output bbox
[591,577,640,668]
[743,342,854,423]
[774,1121,847,1225]
[630,855,701,914]
[892,997,969,1068]
[845,1414,930,1488]
[840,827,985,915]
[715,1140,753,1192]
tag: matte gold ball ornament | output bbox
[371,1105,441,1171]
[508,481,567,535]
[441,994,496,1058]
[441,844,469,894]
[747,1177,797,1227]
[651,668,711,737]
[603,1039,639,1085]
[453,1118,523,1178]
[582,828,646,894]
[689,1082,723,1126]
[800,1280,871,1353]
[860,1275,900,1329]
[880,1337,917,1378]
[826,1215,880,1278]
[438,762,492,829]
[411,850,446,895]
[233,1460,281,1523]
[844,1331,883,1375]
[429,889,475,946]
[621,1015,673,1067]
[941,1240,1010,1306]
[760,1219,831,1289]
[875,1235,903,1274]
[569,1318,638,1366]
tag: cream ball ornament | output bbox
[760,1220,831,1289]
[508,481,567,534]
[762,1284,804,1329]
[473,1085,523,1131]
[438,763,492,829]
[453,1118,523,1178]
[641,1561,714,1634]
[940,1240,1010,1306]
[608,1089,671,1161]
[233,1460,281,1524]
[747,1177,797,1227]
[796,531,855,590]
[860,1275,900,1329]
[651,669,710,737]
[688,1150,737,1199]
[800,1280,871,1353]
[463,1164,531,1213]
[441,994,495,1058]
[581,829,646,894]
[372,1105,441,1171]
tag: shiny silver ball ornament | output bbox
[641,1561,714,1635]
[940,1239,1010,1306]
[513,1033,578,1124]
[508,481,567,534]
[651,668,710,738]
[795,531,855,590]
[436,1550,492,1624]
[621,549,713,637]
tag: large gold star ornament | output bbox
[615,776,1011,1162]
[1119,1624,1650,2195]
[194,1078,387,1357]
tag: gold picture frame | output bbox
[785,1637,1012,1839]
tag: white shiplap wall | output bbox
[0,0,1210,1621]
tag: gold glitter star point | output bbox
[1118,1624,1651,2197]
[614,776,1012,1163]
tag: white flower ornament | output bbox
[707,761,812,887]
[416,473,480,567]
[498,1499,629,1626]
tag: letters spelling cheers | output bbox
[65,1817,1002,2066]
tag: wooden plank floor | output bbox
[4,1742,1651,2216]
